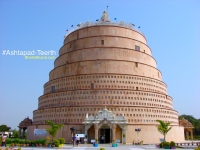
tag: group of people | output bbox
[72,135,80,147]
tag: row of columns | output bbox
[185,128,193,140]
[84,123,126,143]
[94,124,117,142]
[19,127,27,139]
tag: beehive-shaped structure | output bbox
[29,11,185,144]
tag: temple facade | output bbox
[27,11,185,144]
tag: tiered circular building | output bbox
[28,11,185,144]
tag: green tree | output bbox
[0,125,10,132]
[45,120,63,143]
[156,120,172,141]
[12,129,19,138]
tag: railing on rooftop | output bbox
[64,21,146,39]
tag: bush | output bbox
[29,140,35,146]
[195,136,200,140]
[45,136,50,144]
[53,139,60,147]
[170,141,176,147]
[58,138,65,144]
[13,138,20,144]
[5,138,13,144]
[160,141,171,148]
[19,140,25,144]
[25,140,31,144]
[40,139,46,145]
[195,145,200,150]
[35,139,45,145]
[159,142,164,148]
[163,141,170,147]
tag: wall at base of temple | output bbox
[126,125,185,144]
[27,124,185,144]
[27,124,84,143]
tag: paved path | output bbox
[1,143,199,150]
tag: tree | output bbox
[0,125,10,132]
[12,129,19,138]
[156,120,172,141]
[45,120,63,143]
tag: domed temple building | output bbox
[27,11,185,144]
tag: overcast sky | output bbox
[0,0,199,129]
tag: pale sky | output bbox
[0,0,199,129]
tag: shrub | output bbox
[40,139,46,145]
[45,136,50,144]
[160,141,170,148]
[170,141,176,147]
[53,139,60,147]
[29,140,35,146]
[58,138,65,144]
[35,139,45,145]
[159,142,164,148]
[163,141,170,147]
[5,138,12,144]
[19,140,25,144]
[13,138,20,144]
[195,136,200,140]
[195,145,200,150]
[25,140,31,145]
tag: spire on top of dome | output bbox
[100,7,110,22]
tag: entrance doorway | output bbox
[99,124,111,143]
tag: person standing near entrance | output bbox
[76,135,80,146]
[102,135,105,143]
[72,135,76,147]
[100,135,102,143]
[2,135,6,147]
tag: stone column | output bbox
[118,124,126,144]
[19,128,22,139]
[186,130,189,140]
[94,124,99,141]
[22,128,26,139]
[119,125,126,144]
[112,124,116,142]
[190,129,193,140]
[84,126,89,142]
[122,128,126,143]
[85,128,88,137]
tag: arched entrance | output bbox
[83,107,127,143]
[99,124,111,143]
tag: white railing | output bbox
[64,21,145,38]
